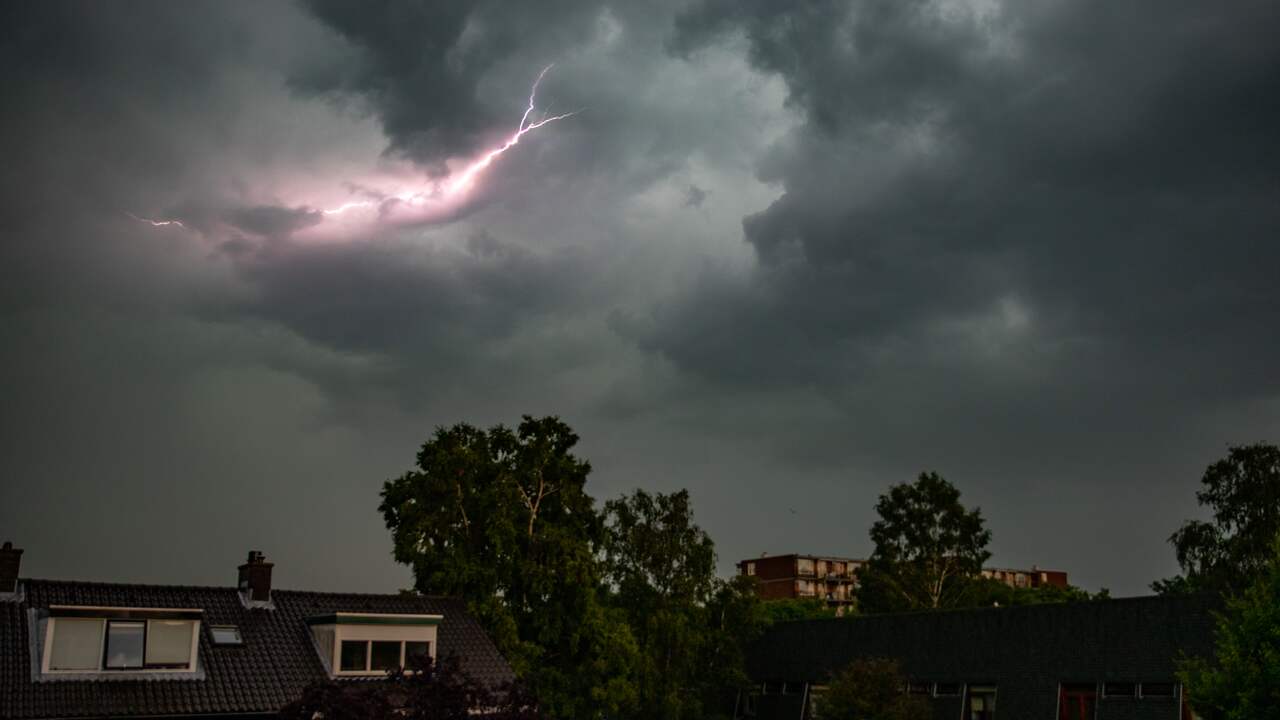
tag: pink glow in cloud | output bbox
[128,65,577,239]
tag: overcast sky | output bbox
[2,0,1277,598]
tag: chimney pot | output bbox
[0,541,23,594]
[238,550,274,603]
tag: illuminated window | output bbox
[48,618,103,671]
[42,609,200,674]
[966,684,997,720]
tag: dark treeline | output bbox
[296,417,1278,720]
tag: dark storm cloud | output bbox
[650,0,1280,413]
[2,0,1277,598]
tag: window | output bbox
[405,641,431,668]
[309,613,441,677]
[935,683,961,697]
[797,558,815,576]
[146,620,194,667]
[805,684,827,719]
[966,685,997,720]
[105,621,145,669]
[340,640,368,672]
[1104,682,1136,698]
[1141,682,1177,698]
[907,681,931,695]
[337,639,435,673]
[745,562,755,576]
[49,618,103,671]
[43,609,200,674]
[1059,683,1097,720]
[210,625,243,646]
[370,641,402,671]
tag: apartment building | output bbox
[737,553,1069,606]
[737,554,864,607]
[980,566,1069,590]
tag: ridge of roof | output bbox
[20,578,461,603]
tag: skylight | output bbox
[210,625,243,646]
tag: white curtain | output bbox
[49,618,103,670]
[146,620,194,666]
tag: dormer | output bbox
[35,605,203,679]
[306,612,441,677]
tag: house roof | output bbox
[0,579,515,719]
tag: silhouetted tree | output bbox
[814,658,930,720]
[856,472,992,613]
[1155,443,1280,595]
[601,488,718,719]
[1179,535,1280,720]
[379,416,637,719]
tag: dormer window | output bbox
[307,612,441,677]
[40,606,202,675]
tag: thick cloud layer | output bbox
[1,0,1276,596]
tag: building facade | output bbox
[736,594,1215,720]
[737,553,1069,607]
[0,544,513,720]
[737,555,864,608]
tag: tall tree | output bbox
[814,658,931,720]
[601,489,719,720]
[1179,535,1280,720]
[1155,443,1280,595]
[379,416,637,720]
[856,472,992,613]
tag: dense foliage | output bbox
[1155,443,1280,596]
[279,655,540,720]
[856,472,992,613]
[1178,535,1280,720]
[381,418,760,720]
[966,578,1109,607]
[814,658,930,720]
[379,417,636,719]
[759,597,840,622]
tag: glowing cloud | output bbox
[126,212,185,228]
[128,64,576,238]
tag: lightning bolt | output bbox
[322,63,577,217]
[442,64,577,195]
[129,65,576,233]
[126,212,185,228]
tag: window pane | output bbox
[105,622,145,669]
[146,620,194,667]
[370,641,401,671]
[210,626,242,645]
[340,640,368,672]
[405,641,430,668]
[50,618,103,671]
[1104,682,1136,697]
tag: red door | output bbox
[1059,684,1096,720]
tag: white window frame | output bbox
[311,615,441,678]
[41,610,201,675]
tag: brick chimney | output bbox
[237,550,273,603]
[0,542,22,594]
